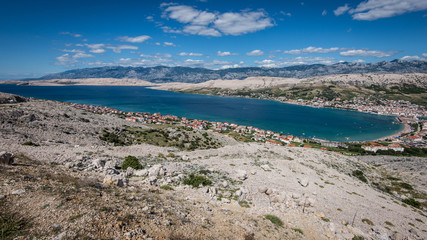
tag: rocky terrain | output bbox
[1,93,426,240]
[14,60,427,83]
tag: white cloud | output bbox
[183,25,221,36]
[55,52,93,65]
[161,4,273,37]
[214,11,273,35]
[178,52,204,56]
[163,5,202,23]
[60,32,82,37]
[73,52,94,59]
[423,53,427,57]
[340,49,397,58]
[117,35,151,43]
[106,45,138,53]
[401,55,424,61]
[255,57,336,68]
[62,49,84,53]
[334,4,350,16]
[217,51,237,56]
[89,48,106,54]
[246,50,264,56]
[163,42,176,47]
[322,10,327,16]
[283,46,340,55]
[338,0,427,20]
[220,64,241,69]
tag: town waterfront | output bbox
[0,85,403,141]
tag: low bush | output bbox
[265,214,283,227]
[402,198,421,208]
[183,174,212,188]
[121,156,142,170]
[352,170,368,183]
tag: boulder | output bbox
[104,168,119,175]
[134,169,148,177]
[11,189,25,195]
[221,180,229,188]
[103,175,127,187]
[148,164,162,176]
[126,167,135,177]
[265,188,273,195]
[0,152,14,165]
[298,179,309,187]
[258,187,268,194]
[236,170,248,180]
[182,155,190,161]
[92,159,105,169]
[104,160,117,169]
[260,164,271,171]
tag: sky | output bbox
[0,0,426,79]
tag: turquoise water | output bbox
[0,85,402,141]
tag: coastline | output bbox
[374,123,411,141]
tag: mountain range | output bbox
[29,60,427,83]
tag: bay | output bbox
[0,84,402,141]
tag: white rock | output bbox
[328,223,336,233]
[92,159,105,169]
[126,167,135,177]
[298,179,309,187]
[11,189,25,195]
[148,164,162,176]
[236,170,248,180]
[258,187,268,194]
[260,164,271,171]
[265,188,273,195]
[134,169,148,177]
[221,181,229,188]
[182,155,190,161]
[221,198,231,204]
[250,170,257,175]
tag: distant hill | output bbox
[28,60,427,83]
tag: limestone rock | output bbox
[126,167,135,177]
[298,178,309,187]
[0,151,14,165]
[260,164,271,171]
[236,170,248,180]
[11,189,25,195]
[134,169,148,177]
[258,187,268,194]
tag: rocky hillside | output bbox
[25,60,427,83]
[1,93,426,239]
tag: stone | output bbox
[92,159,105,169]
[250,170,257,175]
[236,170,248,180]
[52,231,67,240]
[103,175,127,187]
[298,179,309,187]
[159,167,166,176]
[104,160,116,169]
[260,164,271,171]
[64,162,73,169]
[0,151,14,165]
[328,223,336,233]
[222,198,231,204]
[134,169,148,177]
[221,180,229,188]
[148,164,162,176]
[258,187,268,194]
[105,168,119,175]
[182,155,190,161]
[370,226,389,240]
[126,167,135,177]
[11,189,25,195]
[291,192,301,199]
[265,188,273,195]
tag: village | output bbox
[69,102,427,155]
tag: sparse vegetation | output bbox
[183,173,212,188]
[0,201,32,240]
[362,218,374,226]
[160,185,174,191]
[402,198,421,208]
[265,214,283,227]
[121,155,142,170]
[291,228,304,235]
[352,170,368,183]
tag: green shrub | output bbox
[402,198,421,208]
[160,185,174,191]
[352,170,368,183]
[121,156,142,170]
[238,201,250,208]
[22,141,39,146]
[362,218,374,226]
[291,228,304,235]
[183,174,212,188]
[265,214,283,227]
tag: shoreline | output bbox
[374,123,411,141]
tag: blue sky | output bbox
[0,0,426,79]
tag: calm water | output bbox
[0,85,402,141]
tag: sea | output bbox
[0,84,403,141]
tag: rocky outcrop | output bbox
[0,151,14,165]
